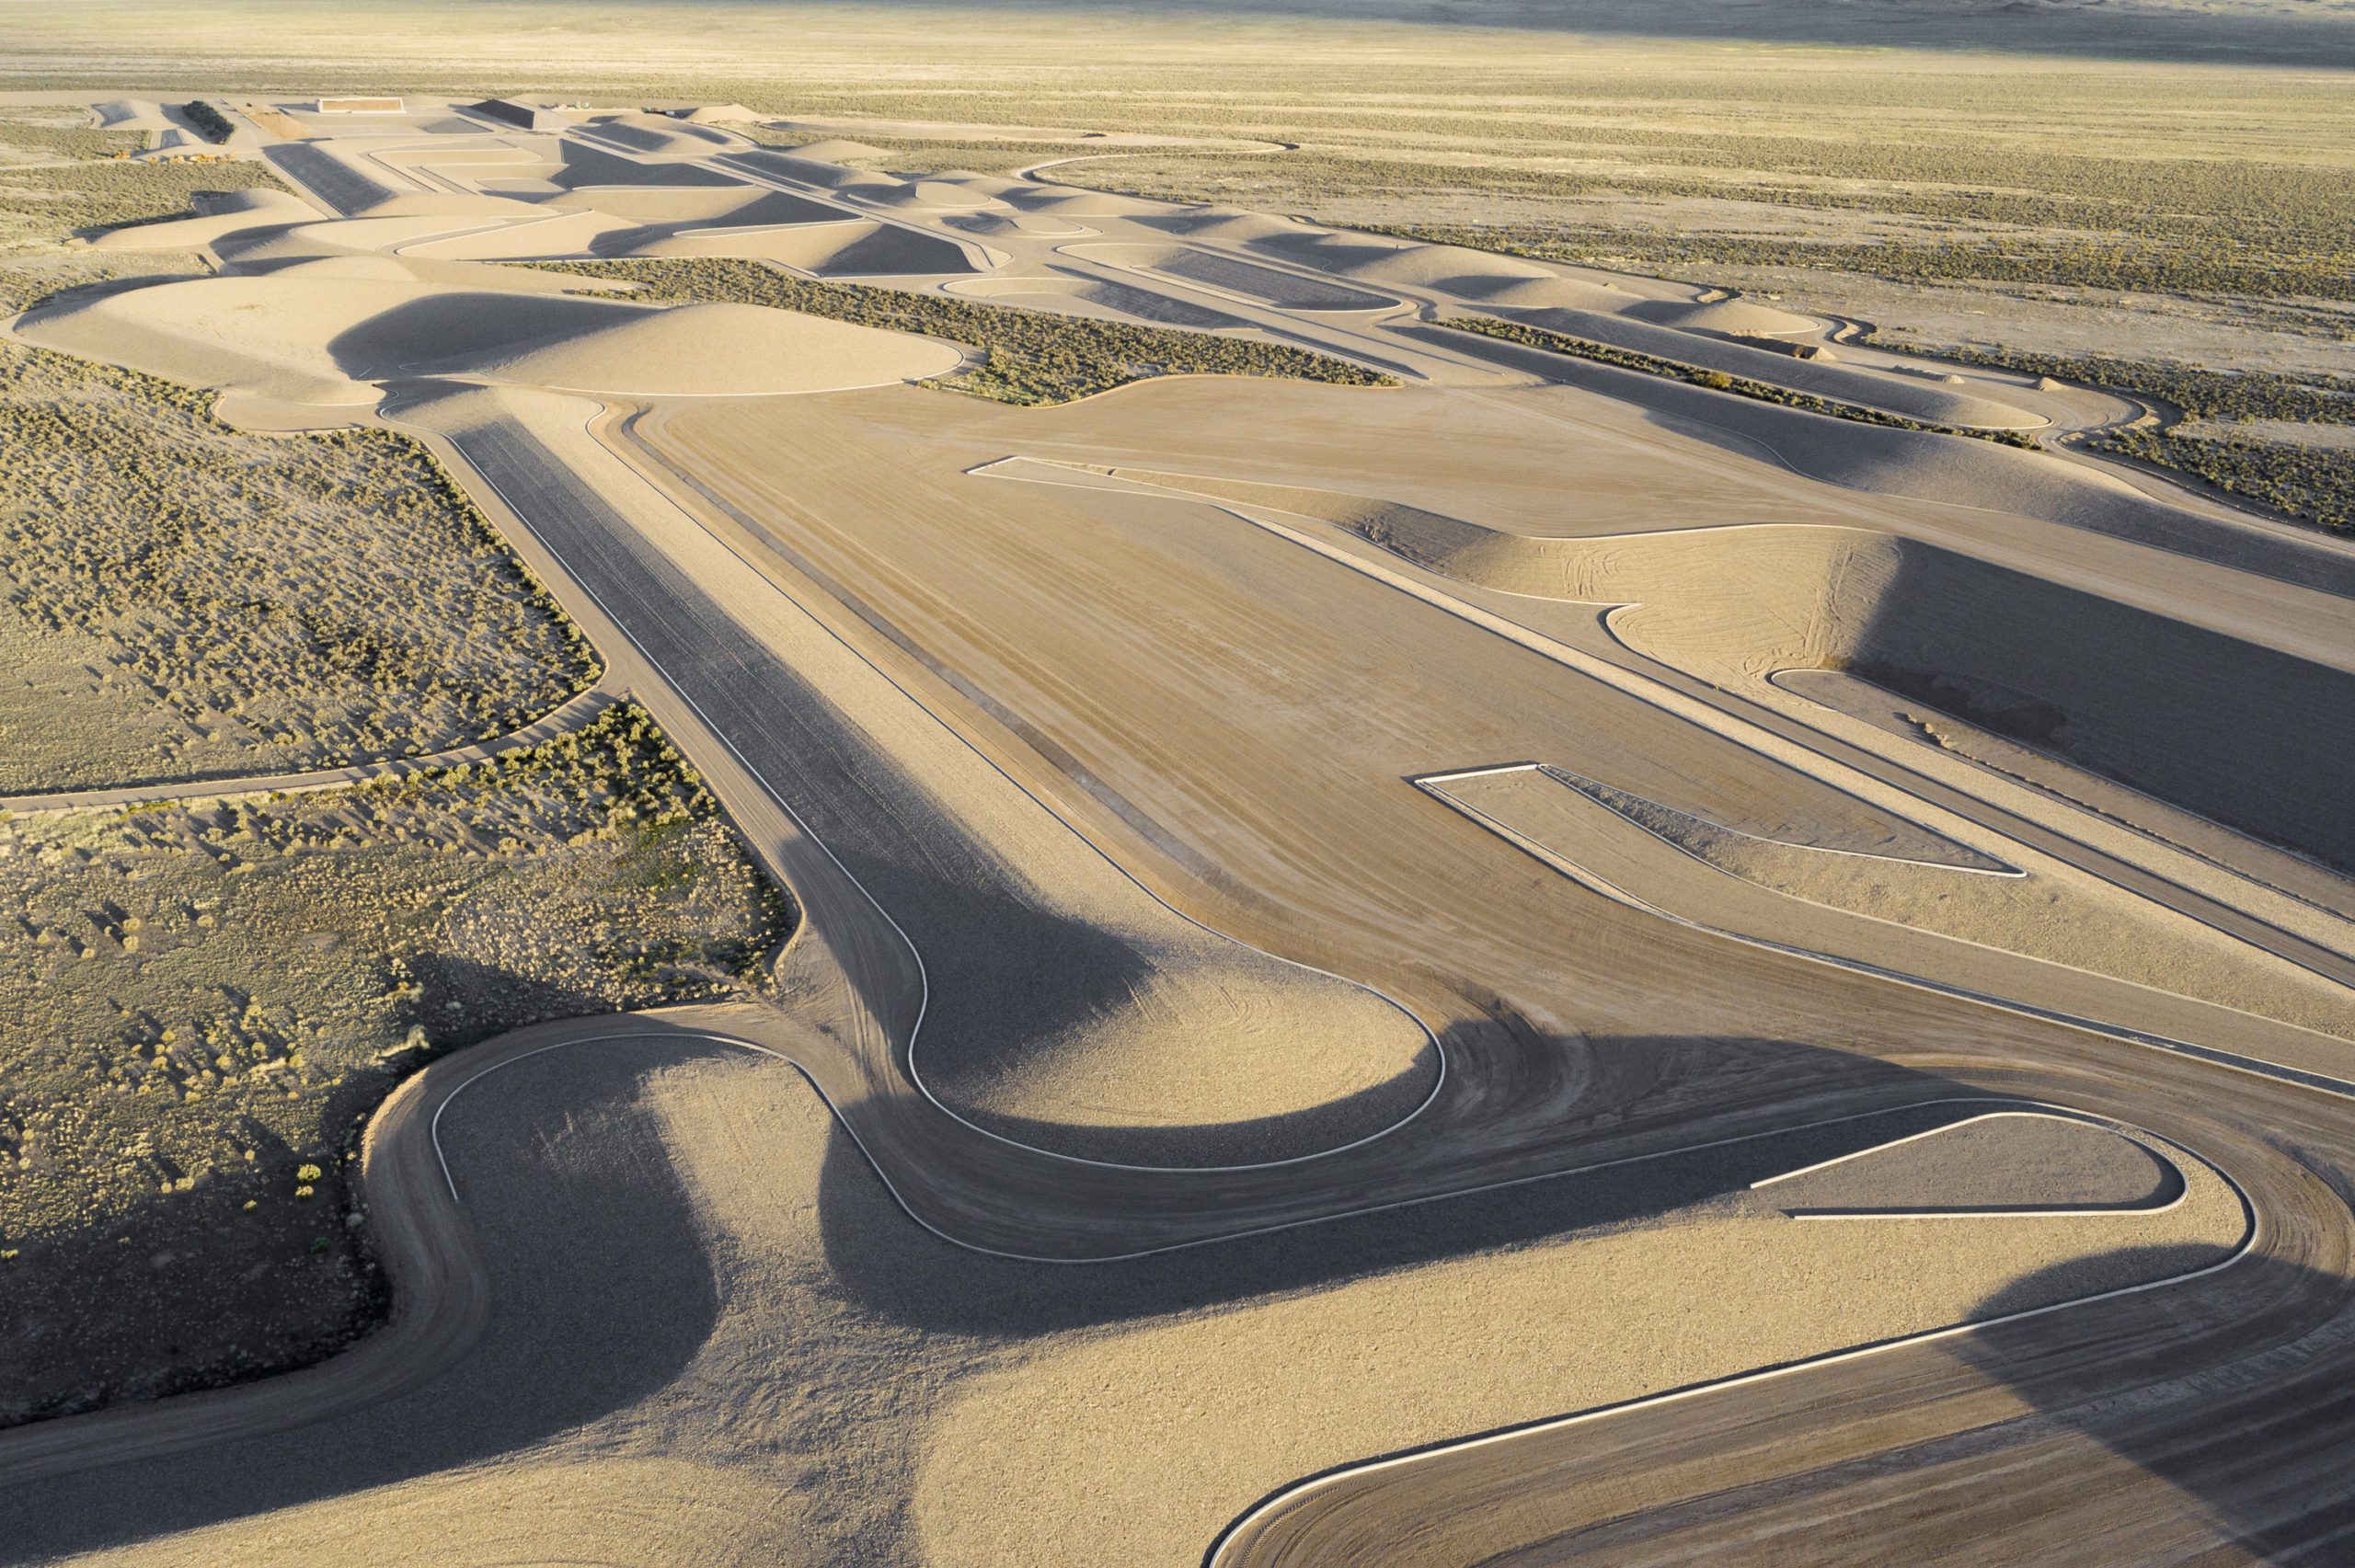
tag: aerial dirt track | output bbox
[1212,1059,2351,1567]
[8,103,2355,1564]
[624,375,2355,1561]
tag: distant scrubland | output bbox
[684,58,2355,541]
[0,104,290,315]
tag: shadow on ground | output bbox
[0,1024,2154,1561]
[0,1119,356,1431]
[1959,1245,2355,1563]
[812,1030,2010,1335]
[0,1037,725,1564]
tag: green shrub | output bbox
[519,258,1393,406]
[181,102,235,144]
[1439,315,2038,449]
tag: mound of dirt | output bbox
[867,179,996,212]
[922,172,1033,200]
[1337,245,1557,292]
[945,210,1093,238]
[932,945,1436,1164]
[1243,232,1552,298]
[18,274,411,404]
[402,209,638,260]
[682,103,764,125]
[431,299,966,395]
[592,110,735,158]
[719,218,975,276]
[727,150,902,195]
[19,273,964,405]
[1146,206,1308,243]
[237,253,420,282]
[210,188,301,215]
[1466,274,1638,311]
[569,187,839,227]
[359,191,554,222]
[223,244,597,295]
[86,189,316,251]
[943,272,1246,328]
[1629,295,1819,337]
[784,137,890,164]
[90,98,169,132]
[1114,463,2355,872]
[1003,187,1162,217]
[214,216,511,265]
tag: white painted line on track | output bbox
[1753,1108,2095,1187]
[1422,759,2024,876]
[1200,1115,2258,1566]
[1752,1110,2190,1219]
[407,397,1446,1179]
[424,1024,2160,1279]
[1418,769,2355,1101]
[988,458,2355,1099]
[603,406,1450,1173]
[978,458,2031,876]
[1425,761,2355,1038]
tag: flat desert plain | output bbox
[2,3,2354,1563]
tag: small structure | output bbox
[318,97,404,115]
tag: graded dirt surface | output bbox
[19,277,967,402]
[3,36,2355,1568]
[0,1037,2252,1568]
[1750,1111,2181,1214]
[390,379,1437,1169]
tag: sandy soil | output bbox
[1461,763,2355,1043]
[1781,667,2355,927]
[19,274,964,403]
[6,62,2353,1566]
[403,381,1438,1166]
[23,1042,2241,1567]
[1752,1111,2180,1213]
[656,379,2352,1049]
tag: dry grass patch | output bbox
[0,343,600,793]
[0,109,281,245]
[0,701,792,1428]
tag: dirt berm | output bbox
[1421,325,2355,600]
[1109,469,2355,874]
[1503,305,2038,429]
